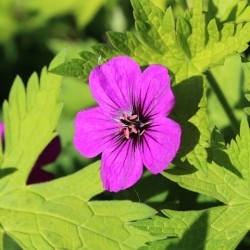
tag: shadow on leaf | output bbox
[167,212,208,250]
[170,76,204,159]
[3,232,22,250]
[0,168,17,179]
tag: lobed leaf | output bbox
[1,58,63,190]
[51,0,250,83]
[135,205,250,250]
[0,52,158,249]
[50,0,250,174]
[242,60,250,115]
[171,76,209,173]
[50,59,86,79]
[135,117,250,249]
[0,161,157,249]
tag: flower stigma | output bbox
[118,112,150,139]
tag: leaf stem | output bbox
[206,71,239,133]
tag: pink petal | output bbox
[134,65,175,117]
[140,117,181,174]
[89,56,141,114]
[101,140,143,192]
[74,107,118,158]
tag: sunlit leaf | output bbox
[0,52,158,249]
[136,117,250,249]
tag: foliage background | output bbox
[1,0,250,249]
[0,0,134,176]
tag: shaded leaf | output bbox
[135,117,250,249]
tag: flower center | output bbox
[119,112,149,139]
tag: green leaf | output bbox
[188,0,205,56]
[1,60,63,190]
[135,205,250,250]
[23,0,105,28]
[0,54,158,249]
[50,0,250,178]
[50,45,121,82]
[228,117,250,181]
[136,117,250,249]
[51,1,250,84]
[208,0,250,23]
[108,0,250,83]
[242,60,250,115]
[50,59,86,79]
[0,161,157,249]
[208,55,244,131]
[73,0,106,28]
[132,0,168,54]
[171,76,209,173]
[0,0,106,44]
[3,233,22,250]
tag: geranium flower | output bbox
[74,56,181,192]
[0,122,60,184]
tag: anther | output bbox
[130,115,138,120]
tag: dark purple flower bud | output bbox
[27,136,61,184]
[0,122,61,184]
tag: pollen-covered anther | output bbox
[119,112,142,139]
[124,127,130,139]
[130,114,138,120]
[131,126,138,134]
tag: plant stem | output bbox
[206,71,239,133]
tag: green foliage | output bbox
[2,0,250,249]
[22,0,106,29]
[0,0,106,43]
[171,76,210,173]
[133,117,250,249]
[0,161,157,249]
[208,0,250,23]
[53,0,250,83]
[135,205,250,250]
[208,55,244,132]
[51,0,250,174]
[242,60,250,115]
[1,53,63,190]
[0,53,158,249]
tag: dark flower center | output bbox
[119,112,149,139]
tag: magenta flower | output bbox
[74,56,181,192]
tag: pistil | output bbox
[119,112,149,139]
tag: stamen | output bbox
[118,111,148,139]
[130,114,138,120]
[140,121,150,127]
[124,127,130,139]
[131,127,138,134]
[119,124,123,132]
[139,130,145,136]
